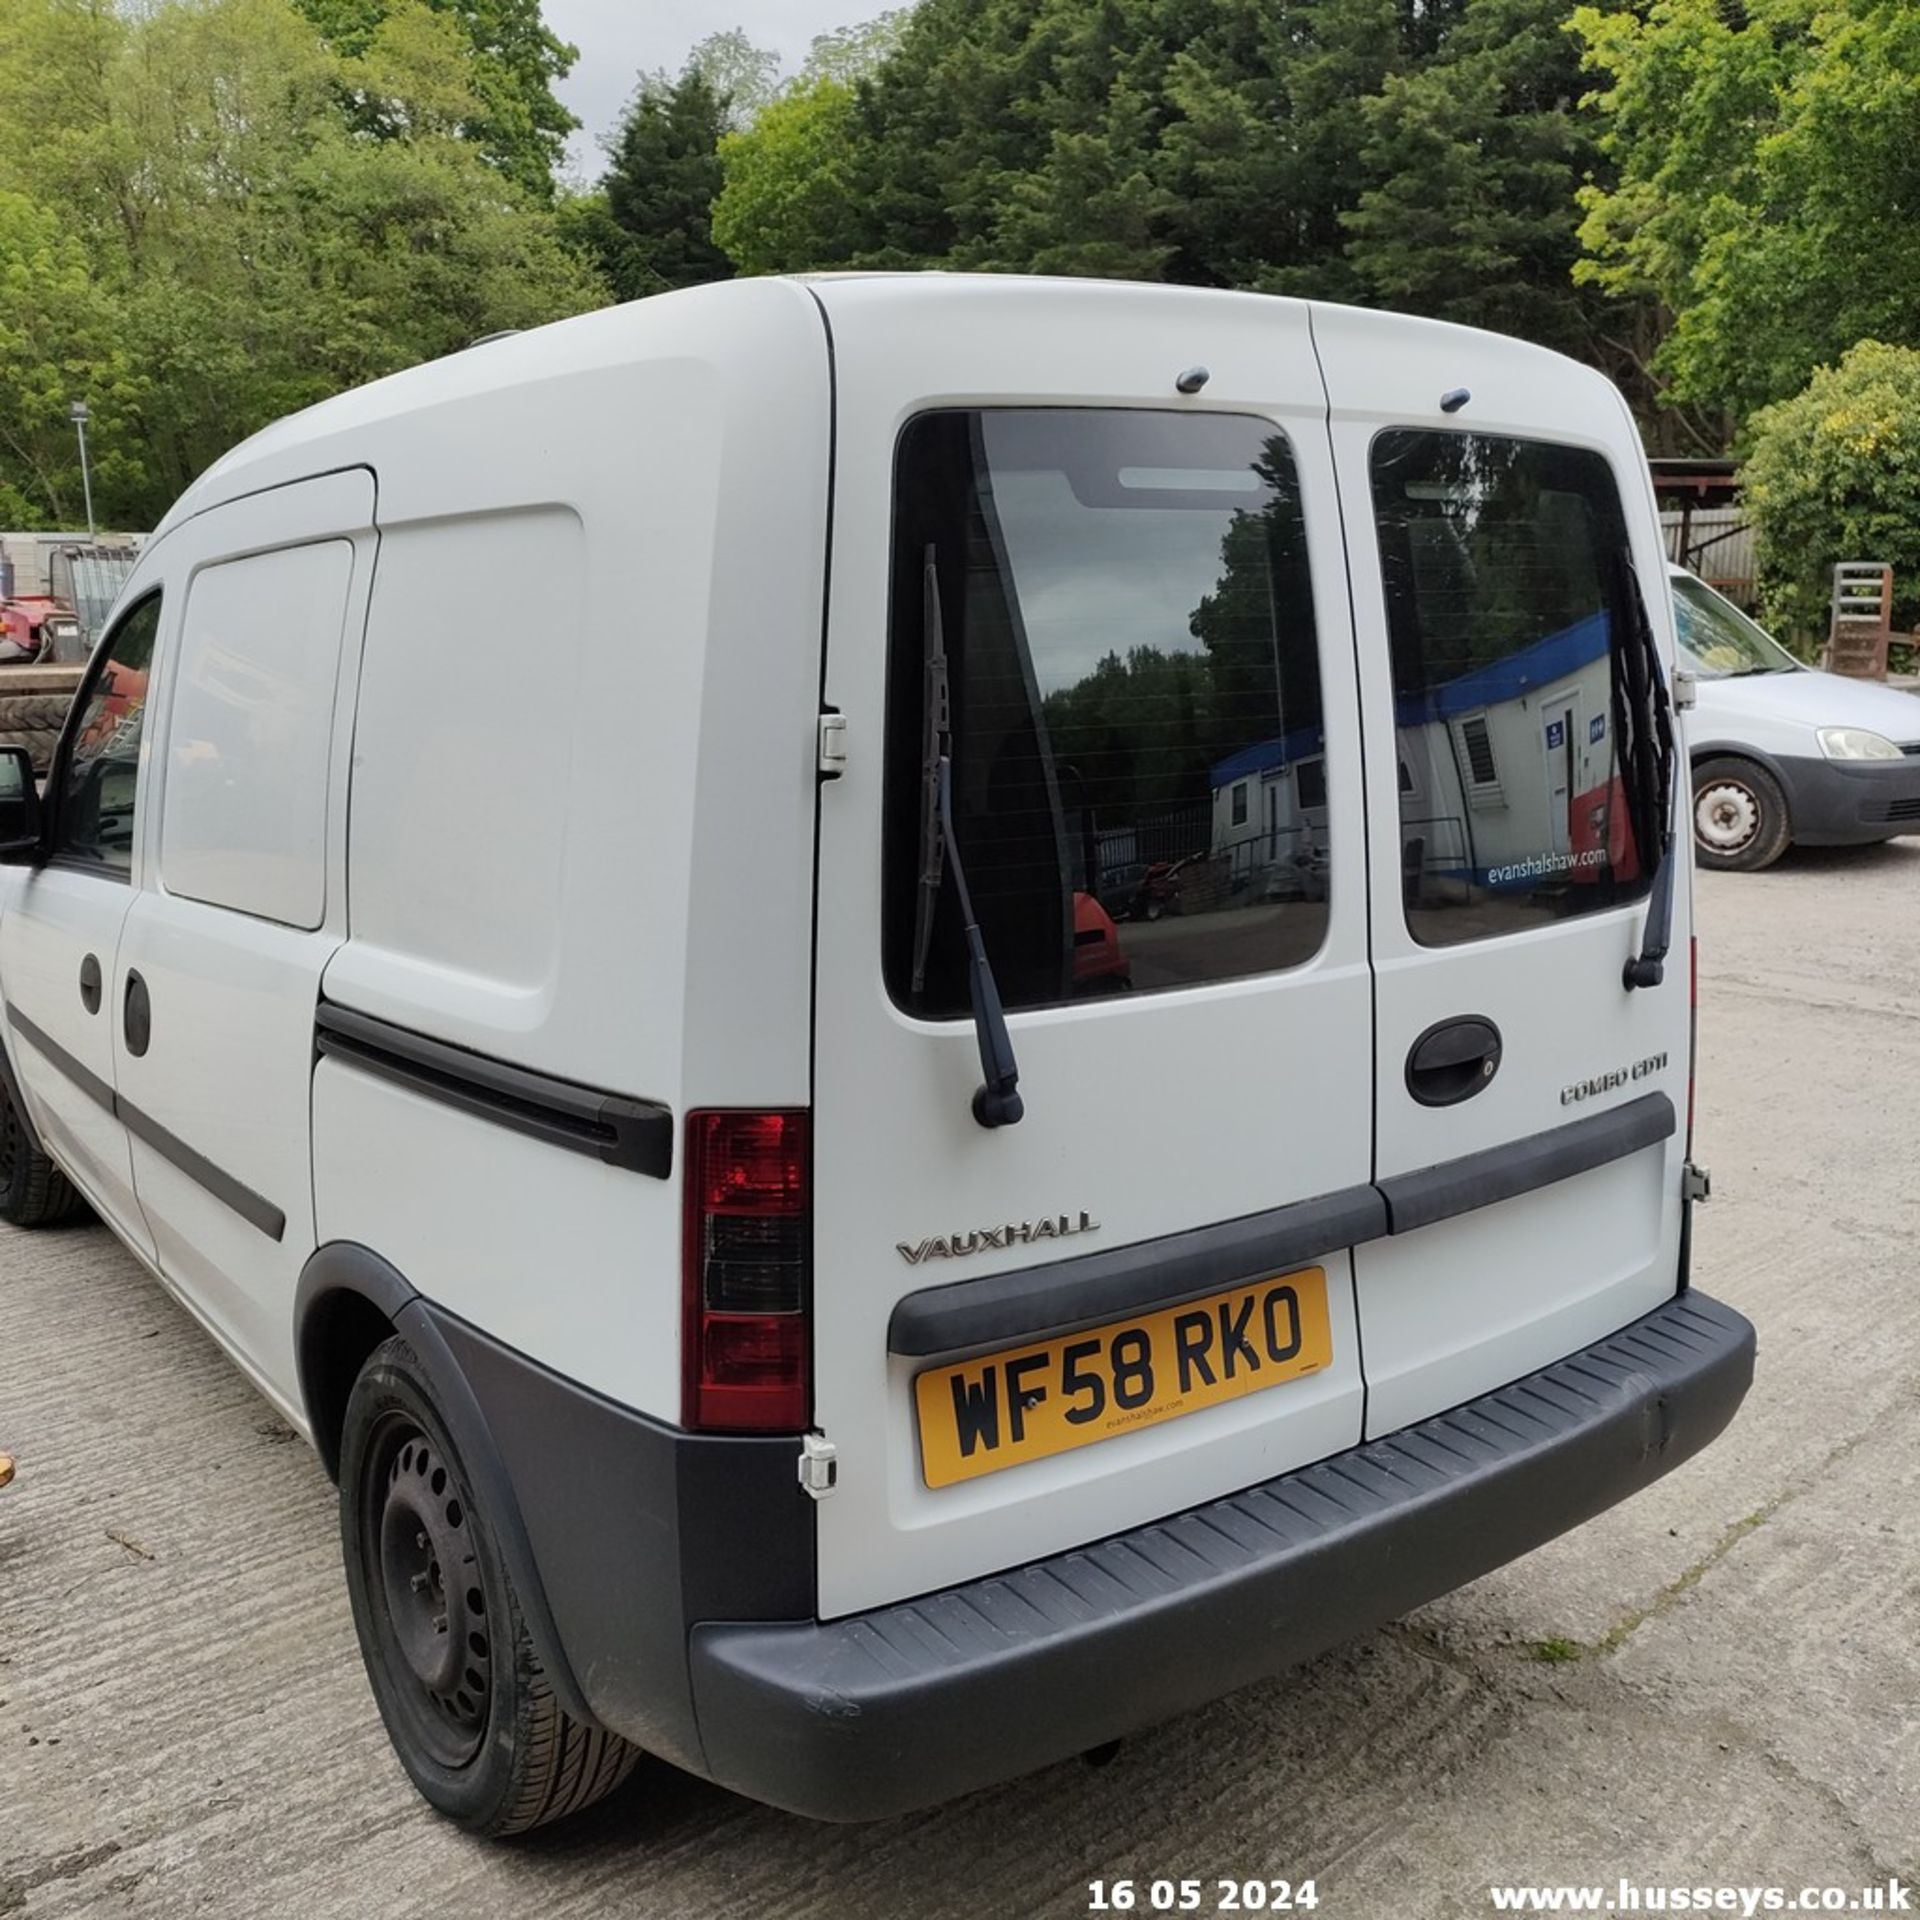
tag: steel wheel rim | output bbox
[1695,780,1761,855]
[363,1416,492,1770]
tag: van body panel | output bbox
[0,876,146,1243]
[1314,306,1694,1437]
[311,1057,683,1415]
[304,280,830,1410]
[111,471,376,1404]
[313,280,830,1134]
[806,277,1374,1618]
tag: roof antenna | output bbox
[1440,388,1471,414]
[1175,366,1211,395]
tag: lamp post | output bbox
[68,400,95,539]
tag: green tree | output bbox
[0,0,604,527]
[597,69,735,293]
[0,191,135,526]
[1741,341,1920,644]
[713,79,863,276]
[686,27,783,129]
[798,11,910,85]
[1573,0,1920,425]
[297,0,579,197]
[1344,0,1597,356]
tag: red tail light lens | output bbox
[682,1110,810,1432]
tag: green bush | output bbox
[1742,341,1920,654]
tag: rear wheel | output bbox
[338,1336,642,1834]
[1692,756,1791,872]
[0,1069,84,1227]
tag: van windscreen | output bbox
[884,409,1330,1019]
[1371,430,1651,948]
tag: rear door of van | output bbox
[807,281,1374,1618]
[1315,309,1693,1439]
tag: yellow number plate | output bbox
[913,1268,1333,1490]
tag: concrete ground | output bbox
[3,846,1916,1919]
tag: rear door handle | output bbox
[124,970,152,1059]
[79,953,102,1014]
[1405,1016,1501,1107]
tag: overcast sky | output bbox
[543,1,869,180]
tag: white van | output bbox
[1672,566,1920,870]
[0,276,1753,1834]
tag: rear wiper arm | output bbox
[1611,552,1678,990]
[913,544,1024,1129]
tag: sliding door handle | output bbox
[123,970,151,1059]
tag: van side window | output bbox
[160,542,354,929]
[1372,431,1651,947]
[53,592,161,878]
[885,409,1330,1016]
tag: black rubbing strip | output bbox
[5,1004,115,1113]
[116,1095,287,1242]
[314,1000,673,1181]
[887,1183,1389,1357]
[890,1094,1678,1358]
[1378,1091,1675,1235]
[7,1002,285,1240]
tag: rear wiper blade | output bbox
[1611,551,1678,991]
[914,544,1024,1129]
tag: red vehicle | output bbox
[0,595,81,666]
[1071,889,1132,993]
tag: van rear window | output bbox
[884,410,1330,1019]
[1372,431,1651,947]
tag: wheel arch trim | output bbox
[1688,740,1793,783]
[292,1242,599,1729]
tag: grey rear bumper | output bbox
[691,1290,1755,1821]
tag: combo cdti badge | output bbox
[0,275,1755,1835]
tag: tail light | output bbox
[682,1109,810,1432]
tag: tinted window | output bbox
[54,593,160,877]
[1372,432,1649,948]
[885,410,1329,1017]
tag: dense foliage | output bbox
[1741,343,1920,643]
[0,0,603,530]
[1572,0,1920,426]
[4,0,1918,637]
[711,0,1625,383]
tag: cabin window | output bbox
[1371,430,1652,949]
[884,408,1330,1015]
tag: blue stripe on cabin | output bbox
[1394,609,1611,727]
[1209,724,1326,788]
[1208,610,1611,791]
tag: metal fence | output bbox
[46,544,142,653]
[1661,508,1756,607]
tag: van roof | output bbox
[155,273,1605,537]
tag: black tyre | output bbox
[0,1068,85,1227]
[339,1336,642,1835]
[0,692,76,773]
[1691,755,1792,872]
